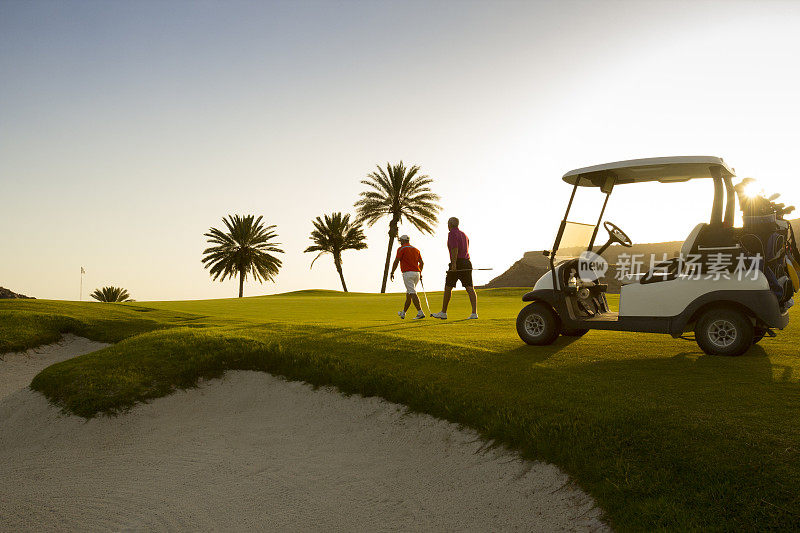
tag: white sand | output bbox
[0,334,111,400]
[0,336,607,531]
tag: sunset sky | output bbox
[3,0,800,301]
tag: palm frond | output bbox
[309,251,326,269]
[201,214,284,292]
[304,211,368,266]
[354,161,441,229]
[90,286,131,302]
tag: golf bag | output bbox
[737,195,799,305]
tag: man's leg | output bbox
[411,294,422,311]
[432,272,455,319]
[441,286,453,312]
[465,286,477,314]
[403,293,412,312]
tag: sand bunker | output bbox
[0,334,110,400]
[0,336,607,531]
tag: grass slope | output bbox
[2,289,799,530]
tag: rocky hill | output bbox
[0,287,34,299]
[484,242,683,293]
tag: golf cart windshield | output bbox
[557,221,595,255]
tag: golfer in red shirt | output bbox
[390,234,426,320]
[431,217,478,320]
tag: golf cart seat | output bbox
[681,223,707,257]
[620,226,713,286]
[681,223,738,256]
[679,222,741,275]
[617,225,711,286]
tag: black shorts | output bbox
[445,258,473,288]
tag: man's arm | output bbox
[390,256,400,281]
[449,247,458,271]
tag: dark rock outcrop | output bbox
[483,253,551,291]
[0,287,34,299]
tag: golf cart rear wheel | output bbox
[694,308,753,356]
[562,328,589,337]
[517,302,560,345]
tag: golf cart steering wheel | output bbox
[604,221,632,248]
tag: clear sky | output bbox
[3,0,800,301]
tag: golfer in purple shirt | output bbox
[431,217,478,320]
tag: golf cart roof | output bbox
[562,156,735,187]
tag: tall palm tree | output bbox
[304,212,367,292]
[91,286,132,302]
[354,162,441,293]
[202,214,283,298]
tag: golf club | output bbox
[419,276,433,316]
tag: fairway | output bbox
[2,288,800,530]
[144,288,530,350]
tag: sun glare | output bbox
[742,181,763,198]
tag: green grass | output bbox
[2,289,799,530]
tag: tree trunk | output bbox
[334,255,348,292]
[380,218,399,293]
[238,270,244,298]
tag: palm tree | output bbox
[354,162,441,293]
[91,286,132,302]
[202,214,283,298]
[304,212,367,292]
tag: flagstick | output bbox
[79,268,83,301]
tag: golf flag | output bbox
[81,267,85,274]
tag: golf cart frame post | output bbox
[548,179,613,289]
[520,156,795,356]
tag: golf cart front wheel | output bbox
[694,307,753,356]
[517,302,560,345]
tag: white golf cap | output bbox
[398,234,410,241]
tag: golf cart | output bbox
[517,156,799,356]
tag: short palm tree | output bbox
[354,162,441,293]
[304,212,367,292]
[91,286,132,302]
[202,214,284,298]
